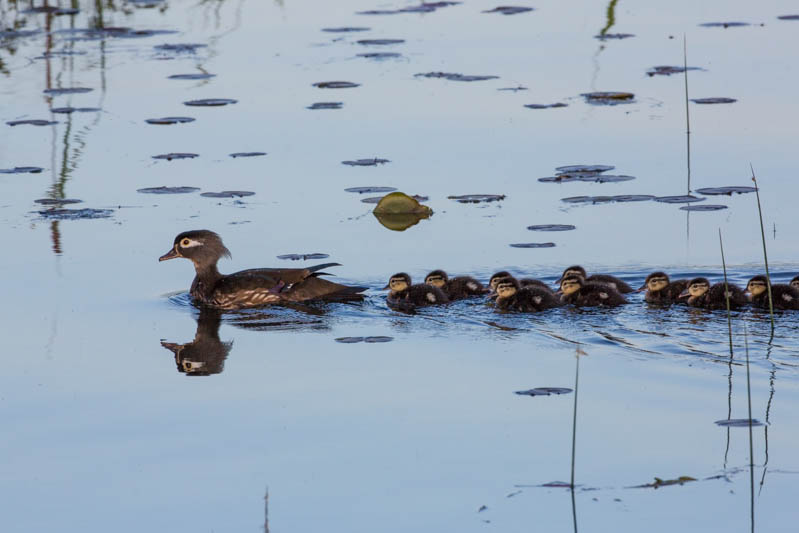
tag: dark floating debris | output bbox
[483,6,534,15]
[277,253,330,261]
[43,87,93,96]
[357,52,402,59]
[714,418,764,427]
[1,29,41,40]
[416,72,499,82]
[154,43,207,53]
[313,81,360,89]
[556,164,614,173]
[345,186,398,194]
[168,73,216,80]
[23,6,80,15]
[679,205,727,212]
[129,0,166,7]
[51,107,101,114]
[581,91,634,105]
[647,65,703,77]
[515,387,573,396]
[356,2,460,15]
[527,224,576,231]
[562,195,654,204]
[137,186,200,194]
[691,97,737,104]
[117,29,179,39]
[632,476,697,489]
[152,153,199,161]
[35,50,87,59]
[695,186,757,196]
[307,102,343,110]
[342,158,390,167]
[653,195,705,204]
[448,194,505,203]
[335,337,365,343]
[322,27,371,32]
[590,174,636,184]
[509,242,556,248]
[524,103,567,109]
[613,195,656,203]
[229,152,267,158]
[777,15,799,20]
[200,191,255,198]
[595,33,635,40]
[145,117,195,125]
[365,336,394,343]
[699,22,750,28]
[37,208,113,220]
[34,198,82,205]
[335,336,394,343]
[184,98,237,107]
[7,119,58,126]
[498,86,528,91]
[356,39,405,45]
[0,166,44,174]
[362,194,428,204]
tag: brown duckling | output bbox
[488,271,553,296]
[678,277,747,310]
[639,271,690,304]
[556,265,634,293]
[495,277,562,312]
[425,269,489,300]
[159,230,366,309]
[745,275,799,310]
[384,272,449,308]
[791,276,799,291]
[559,274,627,307]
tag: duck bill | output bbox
[677,289,690,299]
[159,247,180,262]
[636,283,647,292]
[381,283,390,290]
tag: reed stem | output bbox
[751,165,775,334]
[684,35,691,194]
[718,230,734,358]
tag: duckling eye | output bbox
[181,238,190,247]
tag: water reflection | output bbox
[161,308,232,375]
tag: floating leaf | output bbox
[483,6,534,15]
[699,21,749,28]
[7,119,58,126]
[145,117,195,125]
[51,107,101,114]
[691,97,737,104]
[356,2,460,15]
[345,186,397,194]
[229,152,267,158]
[322,27,371,32]
[373,212,430,231]
[201,190,255,198]
[152,153,198,161]
[632,476,698,489]
[510,242,555,248]
[777,15,799,20]
[416,72,499,82]
[695,186,756,195]
[137,186,200,194]
[647,65,704,77]
[679,205,728,211]
[43,87,93,96]
[498,86,528,91]
[335,337,365,343]
[37,208,113,220]
[527,224,575,231]
[357,52,402,59]
[581,174,636,183]
[342,158,390,167]
[715,418,764,427]
[168,73,216,80]
[581,91,634,104]
[357,39,404,45]
[653,195,705,204]
[35,198,81,205]
[184,98,237,107]
[0,166,44,174]
[562,194,654,204]
[524,103,567,109]
[595,33,635,40]
[307,102,343,110]
[277,253,330,261]
[515,387,572,396]
[362,194,427,204]
[373,192,432,215]
[154,43,207,53]
[613,194,655,202]
[313,81,360,88]
[365,336,393,343]
[448,194,505,203]
[556,164,615,174]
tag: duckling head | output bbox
[791,276,799,290]
[746,275,769,296]
[495,277,520,299]
[680,277,710,299]
[425,270,449,288]
[159,230,231,269]
[560,274,584,296]
[384,272,411,292]
[489,271,513,291]
[639,271,670,292]
[556,265,586,284]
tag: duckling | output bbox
[678,277,747,310]
[556,265,634,293]
[495,277,562,312]
[791,276,799,291]
[425,269,489,300]
[384,272,449,309]
[159,230,366,309]
[559,274,627,307]
[639,271,690,304]
[745,275,799,310]
[489,271,553,297]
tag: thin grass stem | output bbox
[718,230,734,358]
[751,164,775,335]
[684,35,691,194]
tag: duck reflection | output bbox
[161,308,232,376]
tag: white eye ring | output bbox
[180,238,203,248]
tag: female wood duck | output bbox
[556,265,634,293]
[678,277,747,310]
[159,230,366,309]
[495,277,562,312]
[745,275,799,310]
[424,269,488,300]
[384,272,449,309]
[559,274,627,307]
[639,272,690,304]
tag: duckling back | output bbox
[388,284,449,310]
[690,283,747,310]
[497,286,562,312]
[445,276,489,299]
[585,274,634,294]
[562,282,627,307]
[751,284,799,310]
[645,279,690,304]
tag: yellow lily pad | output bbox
[372,192,433,216]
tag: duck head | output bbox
[679,277,710,300]
[639,271,670,292]
[425,270,449,288]
[384,272,411,292]
[556,265,586,284]
[791,276,799,290]
[489,271,513,291]
[495,277,520,299]
[745,275,769,296]
[559,274,584,296]
[159,230,231,269]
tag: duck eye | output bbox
[181,239,190,247]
